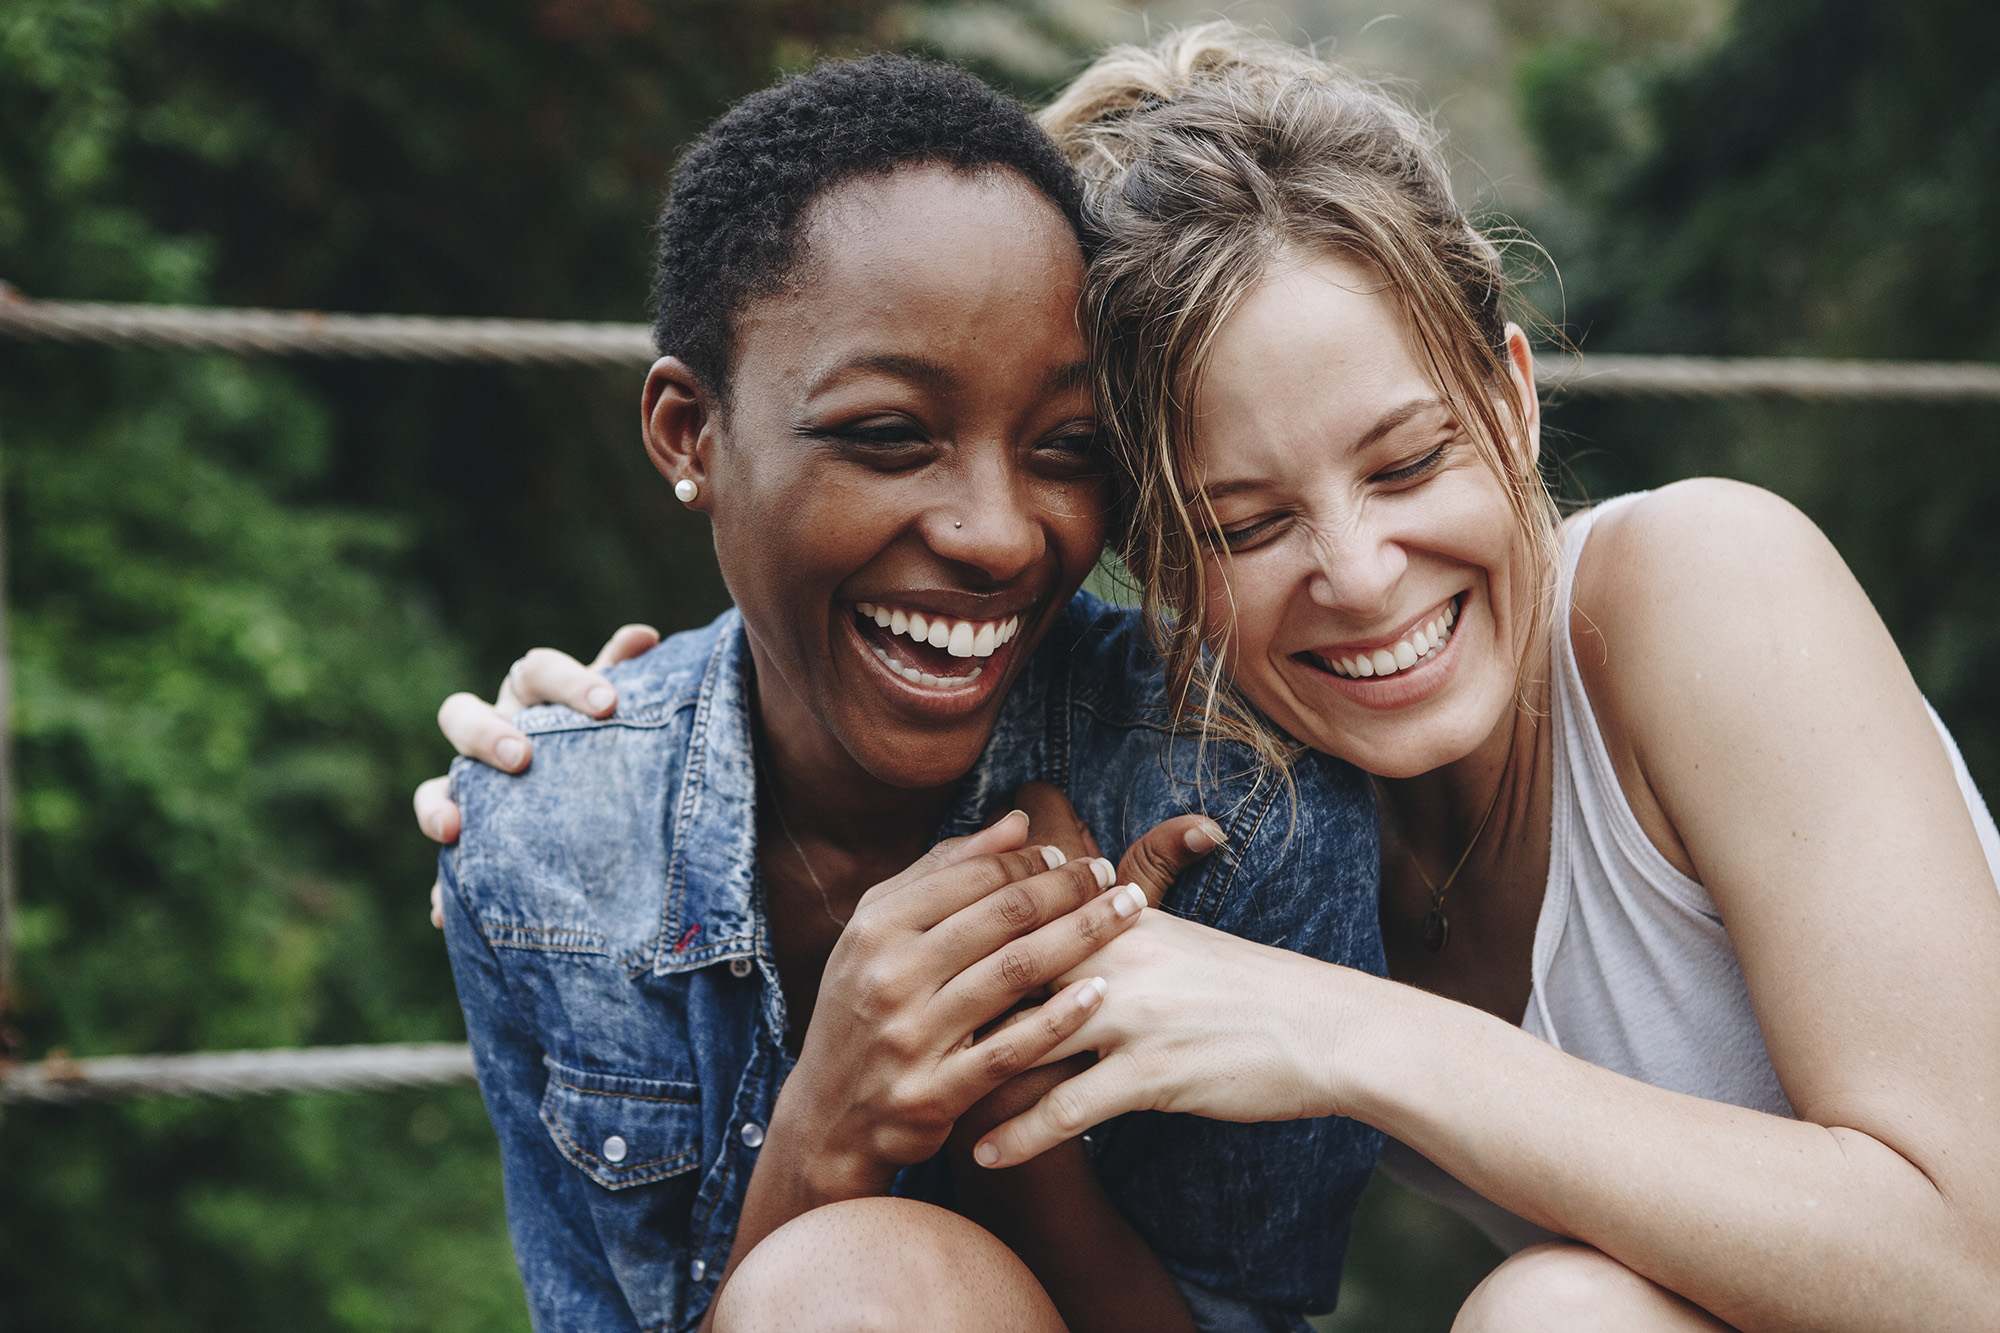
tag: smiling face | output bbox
[1190,250,1539,779]
[654,165,1108,791]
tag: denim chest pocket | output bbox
[539,1058,703,1190]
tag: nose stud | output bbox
[954,519,963,529]
[674,478,699,504]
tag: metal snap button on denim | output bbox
[689,1258,707,1283]
[739,1122,764,1149]
[601,1135,627,1163]
[729,957,753,978]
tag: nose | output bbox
[922,452,1046,583]
[1304,509,1407,617]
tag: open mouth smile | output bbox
[845,600,1028,707]
[1293,592,1468,709]
[1311,594,1460,679]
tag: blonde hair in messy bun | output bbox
[1041,24,1559,769]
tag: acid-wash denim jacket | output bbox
[440,592,1384,1333]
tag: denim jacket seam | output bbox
[1183,767,1283,921]
[655,632,732,975]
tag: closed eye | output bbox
[1214,513,1292,553]
[1374,441,1449,485]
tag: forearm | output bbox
[1323,971,2000,1332]
[948,1065,1197,1333]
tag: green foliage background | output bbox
[0,2,1992,1330]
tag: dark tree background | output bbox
[0,1,1991,1330]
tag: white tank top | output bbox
[1379,492,2000,1254]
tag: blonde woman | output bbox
[958,26,2000,1332]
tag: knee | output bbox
[710,1198,1063,1333]
[1453,1243,1727,1333]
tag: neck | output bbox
[747,647,960,875]
[1378,672,1549,857]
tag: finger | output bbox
[926,854,1117,974]
[1013,782,1094,862]
[499,647,617,718]
[934,883,1147,1029]
[973,1053,1135,1168]
[586,624,660,672]
[438,692,531,772]
[1117,813,1226,906]
[860,810,1032,910]
[414,775,461,844]
[430,880,445,930]
[939,976,1108,1114]
[869,842,1080,932]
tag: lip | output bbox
[838,596,1037,720]
[1291,592,1468,712]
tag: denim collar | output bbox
[651,611,1064,981]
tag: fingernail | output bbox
[1185,819,1225,852]
[1111,884,1145,917]
[1007,808,1030,827]
[1089,857,1114,889]
[496,737,525,770]
[585,685,615,714]
[1041,845,1067,870]
[974,1141,1001,1167]
[1077,976,1107,1009]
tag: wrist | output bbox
[1283,958,1396,1121]
[763,1081,898,1206]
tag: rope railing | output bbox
[5,287,2000,400]
[4,286,2000,1107]
[1,1043,474,1104]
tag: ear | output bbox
[642,356,720,510]
[1501,322,1541,470]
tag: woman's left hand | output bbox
[971,910,1357,1167]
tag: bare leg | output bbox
[709,1197,1067,1333]
[1453,1242,1734,1333]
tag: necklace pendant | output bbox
[1422,908,1450,953]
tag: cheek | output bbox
[1038,476,1112,565]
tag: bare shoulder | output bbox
[1569,479,1874,685]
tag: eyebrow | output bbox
[807,352,962,397]
[1044,360,1092,394]
[1198,395,1446,504]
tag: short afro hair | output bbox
[651,54,1087,402]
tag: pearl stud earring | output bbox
[674,479,699,504]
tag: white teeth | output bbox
[1319,598,1464,681]
[858,603,1024,663]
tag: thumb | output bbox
[1117,814,1225,907]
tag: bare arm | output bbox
[983,482,2000,1332]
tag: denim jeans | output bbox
[442,593,1384,1332]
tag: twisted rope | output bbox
[3,289,1999,399]
[1,1043,475,1104]
[0,288,654,367]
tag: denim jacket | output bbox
[440,593,1384,1333]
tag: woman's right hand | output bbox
[416,623,660,924]
[723,812,1150,1269]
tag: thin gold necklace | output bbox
[1376,773,1505,953]
[754,751,850,929]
